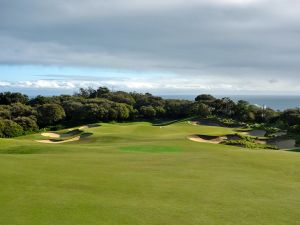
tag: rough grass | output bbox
[0,121,299,225]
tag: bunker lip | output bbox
[41,132,60,138]
[40,129,82,139]
[36,136,81,144]
[188,135,227,144]
[37,128,94,144]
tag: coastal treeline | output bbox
[0,87,299,138]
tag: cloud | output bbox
[0,74,298,95]
[0,0,300,94]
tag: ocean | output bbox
[160,95,300,111]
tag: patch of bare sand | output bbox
[188,135,226,144]
[41,133,60,138]
[36,136,81,144]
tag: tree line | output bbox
[0,88,299,137]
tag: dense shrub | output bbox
[140,106,156,118]
[0,88,295,138]
[37,104,66,126]
[0,119,24,137]
[14,117,39,132]
[222,139,278,150]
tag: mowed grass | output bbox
[0,121,299,225]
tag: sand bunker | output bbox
[37,128,93,144]
[61,129,82,137]
[36,136,81,144]
[41,133,60,138]
[188,134,263,145]
[41,129,82,139]
[191,120,223,127]
[79,124,100,130]
[188,135,227,144]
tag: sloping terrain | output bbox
[0,121,299,225]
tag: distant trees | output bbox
[37,104,66,126]
[195,94,216,105]
[0,119,24,138]
[140,106,156,119]
[0,92,29,105]
[280,108,300,126]
[0,88,295,138]
[14,117,38,132]
[189,102,211,118]
[164,100,191,118]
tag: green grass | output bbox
[120,145,182,153]
[0,121,299,225]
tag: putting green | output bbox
[0,121,299,225]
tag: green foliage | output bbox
[14,116,39,132]
[0,92,29,105]
[223,139,278,150]
[37,104,66,126]
[0,119,24,137]
[222,134,278,150]
[140,106,156,118]
[246,123,280,137]
[189,102,211,118]
[0,88,295,138]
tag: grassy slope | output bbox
[0,122,299,225]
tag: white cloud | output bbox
[0,74,298,95]
[0,0,300,95]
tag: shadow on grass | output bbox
[0,146,47,154]
[152,117,195,126]
[286,148,300,153]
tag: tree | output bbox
[195,94,216,107]
[0,105,11,119]
[78,103,100,122]
[213,97,236,117]
[10,103,37,118]
[104,91,136,105]
[112,103,131,120]
[62,101,83,120]
[140,106,156,118]
[280,108,300,126]
[14,117,39,132]
[0,120,4,137]
[190,102,211,118]
[0,119,24,137]
[37,104,66,126]
[0,92,29,105]
[165,99,191,118]
[29,95,61,106]
[96,86,110,97]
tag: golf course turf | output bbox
[0,121,299,225]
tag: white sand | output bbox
[79,126,88,130]
[41,133,60,138]
[36,136,81,144]
[187,135,225,144]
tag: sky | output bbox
[0,0,300,95]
